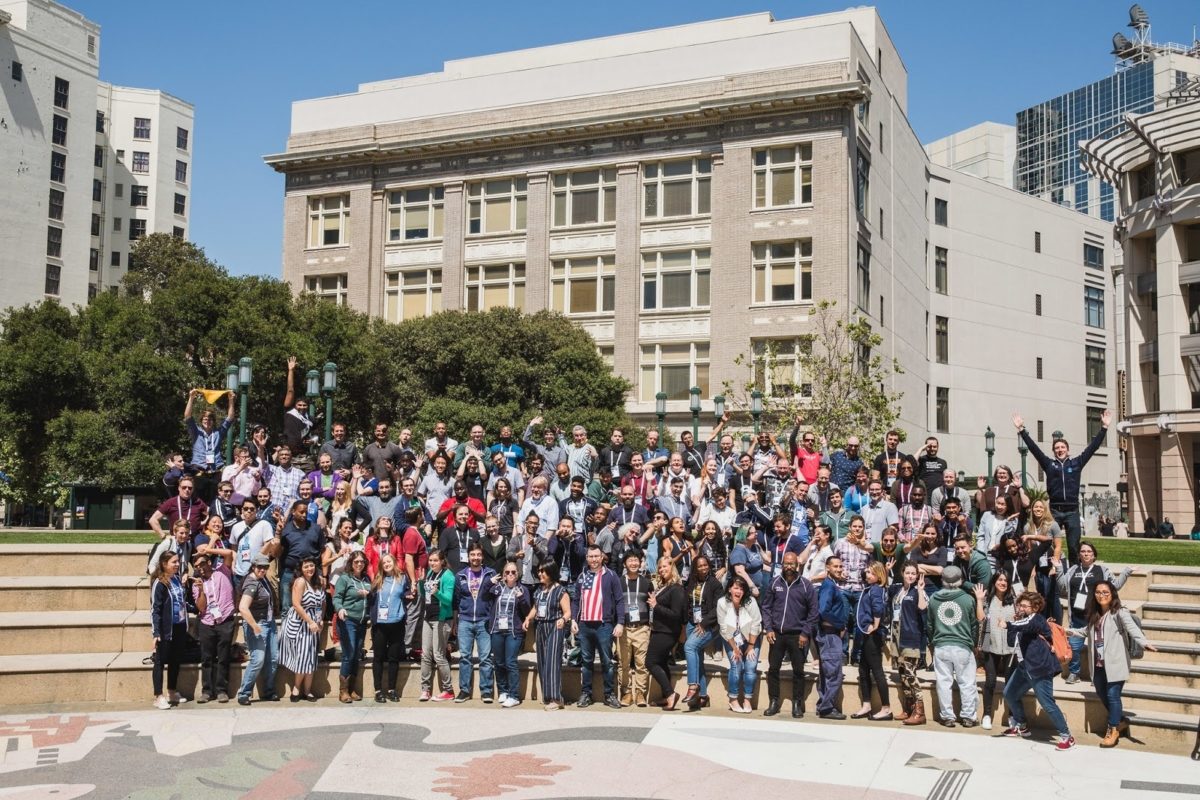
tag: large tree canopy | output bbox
[0,234,634,504]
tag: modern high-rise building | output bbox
[0,0,193,311]
[267,9,1119,494]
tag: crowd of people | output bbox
[145,360,1153,752]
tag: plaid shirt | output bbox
[264,464,303,513]
[832,538,871,592]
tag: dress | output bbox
[280,583,324,674]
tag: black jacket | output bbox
[683,573,722,630]
[1019,426,1106,510]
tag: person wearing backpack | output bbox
[1002,591,1076,750]
[1069,580,1157,747]
[1055,542,1133,684]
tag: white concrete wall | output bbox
[925,122,1015,189]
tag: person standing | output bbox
[761,551,819,718]
[646,559,687,709]
[279,558,325,702]
[183,389,236,497]
[618,551,652,707]
[1003,591,1076,750]
[926,565,985,727]
[1056,542,1133,684]
[369,554,409,702]
[454,544,497,703]
[571,545,626,709]
[681,555,723,711]
[190,553,235,704]
[418,550,456,702]
[718,576,763,714]
[332,552,372,703]
[815,555,849,719]
[850,562,893,721]
[524,562,572,710]
[978,571,1017,730]
[236,554,279,705]
[490,562,531,708]
[281,357,316,471]
[150,551,195,709]
[890,564,928,725]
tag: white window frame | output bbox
[641,248,710,311]
[551,255,615,316]
[552,168,617,228]
[639,342,710,402]
[308,194,350,248]
[752,339,812,398]
[753,143,813,209]
[467,177,527,235]
[643,157,711,220]
[465,262,526,311]
[387,186,445,242]
[305,273,349,306]
[752,240,813,305]
[385,267,442,322]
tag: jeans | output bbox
[457,619,494,697]
[491,630,524,700]
[577,620,615,698]
[1004,663,1070,736]
[684,622,715,694]
[239,620,278,701]
[1037,572,1062,624]
[724,639,760,698]
[1052,508,1082,566]
[1093,665,1125,728]
[815,630,845,714]
[843,590,862,658]
[153,622,188,696]
[932,645,978,722]
[336,618,365,678]
[1068,610,1086,676]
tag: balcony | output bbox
[1136,273,1158,295]
[1182,334,1200,358]
[1139,341,1158,363]
[1182,260,1200,286]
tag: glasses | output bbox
[503,570,517,575]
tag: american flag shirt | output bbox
[579,567,606,622]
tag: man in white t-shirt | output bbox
[230,499,275,593]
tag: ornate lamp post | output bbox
[750,390,764,433]
[689,386,702,442]
[984,426,996,484]
[322,362,337,442]
[237,357,253,446]
[224,365,238,463]
[1017,436,1029,487]
[655,392,667,440]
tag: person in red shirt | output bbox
[364,517,404,580]
[789,416,822,485]
[149,476,209,539]
[397,506,428,660]
[436,480,486,529]
[619,453,657,510]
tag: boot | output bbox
[339,676,351,704]
[902,700,926,726]
[1100,725,1120,748]
[763,697,782,717]
[349,675,362,701]
[894,698,910,721]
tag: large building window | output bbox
[89,248,99,270]
[553,168,616,227]
[388,186,444,241]
[752,240,812,305]
[935,316,949,363]
[641,249,710,311]
[175,160,188,183]
[48,189,64,221]
[467,177,527,235]
[129,219,146,241]
[131,151,150,174]
[640,342,709,402]
[1086,406,1106,441]
[174,193,186,216]
[643,157,711,219]
[308,195,350,247]
[856,245,871,311]
[95,111,104,133]
[90,213,100,236]
[45,264,61,296]
[93,145,103,168]
[551,255,615,315]
[934,247,948,294]
[935,387,949,433]
[46,226,62,258]
[1084,286,1105,328]
[177,127,189,151]
[133,117,151,140]
[753,144,812,208]
[855,151,870,217]
[130,185,148,207]
[465,263,525,311]
[752,339,811,398]
[1086,346,1106,388]
[934,198,948,226]
[50,152,66,183]
[385,268,442,322]
[305,274,348,306]
[1084,243,1105,269]
[93,179,103,202]
[52,114,68,146]
[53,77,69,109]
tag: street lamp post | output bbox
[713,395,726,422]
[689,387,702,442]
[1017,436,1029,487]
[984,426,996,484]
[237,357,252,446]
[224,365,238,464]
[750,390,764,433]
[655,392,667,440]
[322,362,337,442]
[742,434,752,454]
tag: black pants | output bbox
[199,618,235,697]
[980,650,1014,717]
[153,622,187,696]
[373,622,405,691]
[647,631,677,698]
[858,628,889,706]
[767,631,807,709]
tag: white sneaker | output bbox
[498,693,509,703]
[982,715,992,730]
[502,697,520,708]
[154,696,171,710]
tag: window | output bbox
[752,240,812,304]
[130,185,148,207]
[48,189,64,221]
[752,339,812,398]
[46,226,62,258]
[1086,407,1106,442]
[879,207,885,236]
[934,198,948,226]
[934,247,948,294]
[467,177,527,235]
[598,346,615,367]
[131,151,150,174]
[1036,357,1044,379]
[173,193,186,216]
[387,186,444,241]
[92,178,102,201]
[133,117,151,140]
[465,263,525,311]
[640,342,709,402]
[1085,286,1105,328]
[89,248,99,270]
[89,213,100,236]
[116,149,124,161]
[1037,420,1044,441]
[1035,231,1041,253]
[552,168,617,226]
[935,387,949,433]
[856,246,871,311]
[50,152,66,183]
[52,115,68,146]
[95,111,104,133]
[935,316,948,363]
[385,268,442,322]
[304,274,348,306]
[307,195,350,247]
[1084,243,1105,269]
[110,251,121,267]
[114,183,123,199]
[752,144,812,208]
[1086,346,1106,388]
[113,217,122,232]
[11,62,21,81]
[172,226,185,239]
[643,157,711,219]
[175,160,188,183]
[53,77,69,109]
[177,127,189,151]
[129,219,146,240]
[552,255,616,315]
[1179,148,1200,186]
[855,151,870,216]
[87,34,95,55]
[44,264,61,296]
[641,249,710,311]
[1036,293,1043,316]
[93,145,103,168]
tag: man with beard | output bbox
[761,551,819,718]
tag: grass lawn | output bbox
[1083,536,1199,567]
[0,531,157,545]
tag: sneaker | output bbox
[196,693,211,705]
[482,695,494,705]
[1064,673,1080,685]
[237,696,251,706]
[499,693,509,703]
[419,690,432,702]
[938,718,955,728]
[545,702,561,711]
[169,692,188,705]
[981,715,992,730]
[154,696,171,710]
[435,691,455,702]
[217,692,229,704]
[577,695,593,708]
[604,695,622,710]
[959,718,977,729]
[502,697,520,708]
[1055,735,1076,751]
[454,691,471,703]
[1002,725,1031,739]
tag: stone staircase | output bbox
[0,544,1194,754]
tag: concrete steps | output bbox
[1147,640,1200,666]
[1140,619,1200,643]
[0,544,150,576]
[1147,584,1200,604]
[1149,566,1200,588]
[0,611,148,655]
[0,575,150,612]
[1128,660,1200,689]
[1140,602,1198,623]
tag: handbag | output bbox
[1116,610,1146,660]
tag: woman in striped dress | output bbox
[523,561,572,711]
[280,557,325,701]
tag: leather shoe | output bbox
[819,710,846,720]
[763,699,782,717]
[791,705,805,719]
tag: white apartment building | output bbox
[0,0,192,311]
[266,9,1118,489]
[925,122,1015,188]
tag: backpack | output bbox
[1046,619,1072,666]
[1117,610,1146,660]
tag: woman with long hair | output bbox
[364,516,404,580]
[978,570,1017,730]
[728,524,768,598]
[997,534,1036,594]
[889,563,927,725]
[1024,499,1062,618]
[524,561,572,710]
[681,554,723,711]
[697,519,728,583]
[280,557,325,701]
[371,553,409,702]
[647,558,686,710]
[490,561,531,707]
[488,477,519,539]
[419,550,456,702]
[333,551,371,703]
[1002,591,1075,750]
[717,576,762,713]
[1056,541,1133,685]
[851,562,893,721]
[661,517,693,582]
[328,481,354,532]
[150,550,195,709]
[194,514,233,575]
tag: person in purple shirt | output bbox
[190,553,236,703]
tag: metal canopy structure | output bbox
[1080,98,1200,184]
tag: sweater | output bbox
[649,583,686,638]
[926,587,977,651]
[333,572,371,623]
[1072,607,1149,683]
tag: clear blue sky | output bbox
[68,0,1198,278]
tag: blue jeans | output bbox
[685,622,715,694]
[1052,508,1082,566]
[336,618,364,678]
[457,619,494,697]
[1092,665,1125,728]
[1037,572,1062,624]
[491,630,524,699]
[1003,663,1070,736]
[1067,610,1086,676]
[239,620,278,701]
[724,639,761,698]
[577,620,614,698]
[843,589,863,657]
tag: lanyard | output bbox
[1075,565,1095,592]
[625,576,642,612]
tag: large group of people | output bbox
[146,361,1156,752]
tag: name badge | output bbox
[628,608,641,623]
[1038,553,1049,568]
[733,631,746,648]
[773,563,783,577]
[892,605,902,623]
[692,607,702,624]
[611,465,621,478]
[377,606,390,623]
[1095,641,1105,656]
[559,561,571,582]
[946,551,955,564]
[537,600,549,618]
[458,547,467,565]
[425,584,435,603]
[716,473,727,487]
[498,616,510,631]
[1073,591,1088,611]
[239,550,250,564]
[206,453,215,466]
[680,566,691,582]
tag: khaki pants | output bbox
[618,623,650,704]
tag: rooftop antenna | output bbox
[1128,4,1151,46]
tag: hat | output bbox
[941,565,964,588]
[251,554,271,567]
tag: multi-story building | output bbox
[266,9,1118,488]
[0,0,193,311]
[925,122,1015,189]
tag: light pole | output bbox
[655,392,667,440]
[750,390,764,433]
[713,395,726,422]
[984,426,995,484]
[305,369,320,404]
[689,386,701,442]
[322,362,337,442]
[742,434,752,454]
[224,365,238,464]
[1017,435,1029,487]
[237,357,252,446]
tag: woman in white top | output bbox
[717,576,763,714]
[800,524,834,586]
[696,487,736,538]
[975,494,1018,568]
[328,481,354,534]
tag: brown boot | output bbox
[1100,725,1120,748]
[894,701,910,721]
[339,676,351,704]
[349,675,362,701]
[902,700,926,726]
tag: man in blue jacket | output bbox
[815,555,850,719]
[571,545,627,709]
[760,551,820,718]
[1013,409,1110,565]
[454,544,497,703]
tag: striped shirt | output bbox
[579,567,606,622]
